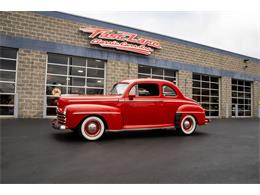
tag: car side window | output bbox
[163,85,176,97]
[129,83,160,96]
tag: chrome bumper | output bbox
[52,119,67,130]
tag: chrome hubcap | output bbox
[88,123,97,132]
[184,120,191,128]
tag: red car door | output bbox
[160,84,180,125]
[123,83,163,127]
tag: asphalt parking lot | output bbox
[0,118,259,184]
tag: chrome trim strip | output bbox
[106,125,175,132]
[122,100,163,102]
[176,111,204,114]
[73,112,120,115]
[68,100,119,102]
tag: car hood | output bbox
[57,95,120,113]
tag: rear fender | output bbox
[176,104,206,125]
[65,104,123,130]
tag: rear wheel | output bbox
[176,115,197,135]
[78,116,105,141]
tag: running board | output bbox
[106,126,175,132]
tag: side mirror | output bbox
[128,94,135,100]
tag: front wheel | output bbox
[176,115,197,135]
[78,116,105,141]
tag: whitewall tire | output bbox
[178,115,197,135]
[79,116,105,141]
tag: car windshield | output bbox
[110,83,129,95]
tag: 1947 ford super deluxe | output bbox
[52,79,209,141]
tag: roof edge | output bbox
[35,11,260,63]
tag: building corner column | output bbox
[220,77,232,118]
[253,81,260,117]
[17,49,47,118]
[178,70,192,98]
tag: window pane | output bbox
[71,56,86,67]
[0,82,15,93]
[201,104,209,110]
[238,80,244,85]
[0,59,16,70]
[0,71,16,82]
[68,77,85,86]
[152,67,163,75]
[48,53,68,64]
[202,96,209,102]
[164,77,176,83]
[0,106,14,115]
[202,75,209,81]
[0,47,17,59]
[88,59,105,68]
[138,65,151,74]
[47,75,67,85]
[69,66,85,76]
[137,84,159,96]
[87,69,104,78]
[68,87,85,94]
[211,83,218,89]
[210,104,219,110]
[47,64,67,75]
[87,88,104,95]
[192,74,200,80]
[193,96,201,102]
[232,98,237,104]
[138,74,150,78]
[245,111,251,116]
[163,85,176,96]
[232,85,237,91]
[211,97,219,103]
[238,92,244,98]
[210,77,218,82]
[193,81,200,88]
[0,94,14,105]
[192,88,200,95]
[245,93,251,98]
[202,82,209,88]
[152,75,163,80]
[238,86,243,91]
[164,69,176,77]
[46,107,56,116]
[245,81,251,86]
[211,90,218,96]
[245,99,251,104]
[245,87,250,92]
[47,96,59,106]
[202,89,209,95]
[87,78,104,88]
[211,111,219,116]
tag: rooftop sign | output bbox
[79,27,161,55]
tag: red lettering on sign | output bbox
[79,27,161,55]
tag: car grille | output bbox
[57,111,66,124]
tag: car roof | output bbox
[119,78,175,85]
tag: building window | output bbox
[192,73,219,117]
[231,79,252,117]
[45,53,106,116]
[138,65,177,84]
[0,47,17,116]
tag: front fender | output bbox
[176,104,206,125]
[65,104,123,130]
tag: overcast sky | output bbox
[67,11,260,59]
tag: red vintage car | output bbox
[52,79,209,141]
